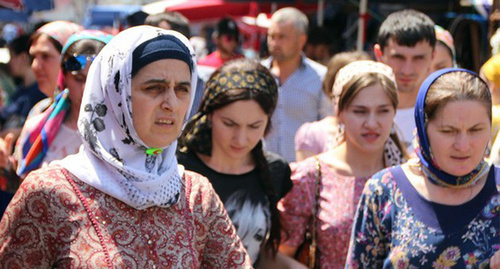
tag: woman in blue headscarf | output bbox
[346,68,500,268]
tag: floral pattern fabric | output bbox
[346,166,500,269]
[278,154,369,268]
[0,166,252,268]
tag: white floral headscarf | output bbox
[57,26,197,209]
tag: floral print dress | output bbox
[278,154,369,268]
[346,166,500,269]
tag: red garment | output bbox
[0,166,252,269]
[278,154,369,269]
[197,51,244,68]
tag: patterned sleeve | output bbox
[278,158,316,247]
[0,168,68,267]
[187,172,252,269]
[345,170,393,269]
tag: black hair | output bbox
[377,9,436,51]
[8,34,31,55]
[29,32,63,53]
[144,11,191,38]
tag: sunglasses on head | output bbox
[64,54,96,72]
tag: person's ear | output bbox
[299,33,307,50]
[374,44,383,61]
[20,52,30,66]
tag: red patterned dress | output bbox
[278,154,369,268]
[0,165,252,269]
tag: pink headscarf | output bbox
[35,20,83,48]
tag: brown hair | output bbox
[29,32,63,53]
[323,51,371,99]
[425,71,491,122]
[338,72,398,112]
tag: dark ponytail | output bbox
[251,140,280,256]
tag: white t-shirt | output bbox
[42,123,81,167]
[15,115,82,171]
[394,107,415,153]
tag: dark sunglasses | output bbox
[64,54,96,71]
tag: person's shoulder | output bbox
[303,57,327,74]
[183,169,215,194]
[264,151,293,197]
[264,151,288,166]
[493,165,500,188]
[364,165,400,195]
[26,97,52,120]
[290,154,320,178]
[197,52,220,68]
[260,57,272,68]
[20,165,71,195]
[265,151,291,178]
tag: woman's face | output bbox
[339,83,395,153]
[210,99,268,161]
[430,43,454,73]
[64,56,92,113]
[131,59,191,148]
[29,34,61,98]
[426,100,491,176]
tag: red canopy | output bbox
[0,0,22,10]
[142,0,317,22]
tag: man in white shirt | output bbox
[262,7,330,162]
[374,9,436,153]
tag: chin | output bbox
[443,166,476,177]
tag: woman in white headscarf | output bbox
[0,26,251,268]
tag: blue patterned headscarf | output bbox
[414,68,490,188]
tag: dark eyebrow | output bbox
[142,79,191,87]
[248,120,264,125]
[177,81,191,87]
[351,104,392,109]
[221,117,238,125]
[439,123,487,129]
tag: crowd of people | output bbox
[0,5,498,269]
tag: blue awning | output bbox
[84,5,142,28]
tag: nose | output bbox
[400,59,413,76]
[31,56,40,72]
[453,132,470,152]
[160,87,179,112]
[364,112,378,129]
[233,127,247,147]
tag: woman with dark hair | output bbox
[29,20,83,99]
[346,68,500,268]
[279,61,407,268]
[0,26,251,268]
[0,30,113,196]
[178,58,296,268]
